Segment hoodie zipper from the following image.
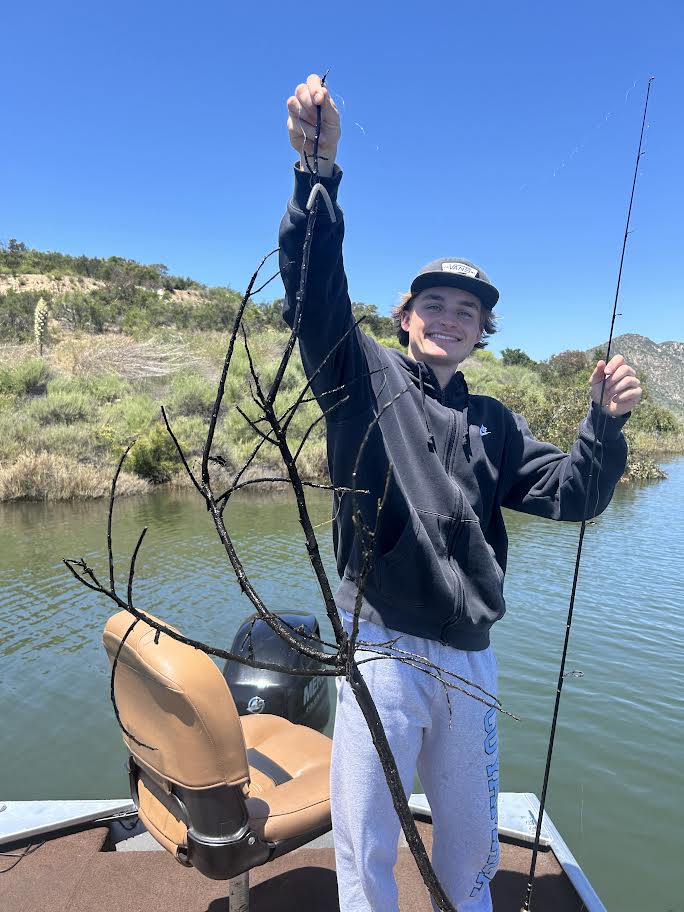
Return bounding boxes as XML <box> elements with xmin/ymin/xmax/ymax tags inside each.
<box><xmin>440</xmin><ymin>380</ymin><xmax>467</xmax><ymax>640</ymax></box>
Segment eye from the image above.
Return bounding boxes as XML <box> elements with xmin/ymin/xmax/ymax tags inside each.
<box><xmin>458</xmin><ymin>310</ymin><xmax>473</xmax><ymax>320</ymax></box>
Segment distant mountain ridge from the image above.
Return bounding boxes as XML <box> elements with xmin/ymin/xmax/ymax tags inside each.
<box><xmin>588</xmin><ymin>333</ymin><xmax>684</xmax><ymax>414</ymax></box>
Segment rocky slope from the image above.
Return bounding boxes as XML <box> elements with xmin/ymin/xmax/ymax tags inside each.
<box><xmin>590</xmin><ymin>333</ymin><xmax>684</xmax><ymax>414</ymax></box>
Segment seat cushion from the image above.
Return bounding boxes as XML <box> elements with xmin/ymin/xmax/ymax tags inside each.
<box><xmin>241</xmin><ymin>714</ymin><xmax>332</xmax><ymax>843</ymax></box>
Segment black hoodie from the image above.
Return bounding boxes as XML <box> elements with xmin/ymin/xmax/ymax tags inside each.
<box><xmin>279</xmin><ymin>166</ymin><xmax>628</xmax><ymax>651</ymax></box>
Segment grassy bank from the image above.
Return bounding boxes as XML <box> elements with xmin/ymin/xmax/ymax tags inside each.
<box><xmin>0</xmin><ymin>330</ymin><xmax>681</xmax><ymax>501</ymax></box>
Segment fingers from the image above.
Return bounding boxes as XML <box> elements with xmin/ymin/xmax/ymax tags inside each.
<box><xmin>605</xmin><ymin>376</ymin><xmax>642</xmax><ymax>406</ymax></box>
<box><xmin>590</xmin><ymin>354</ymin><xmax>625</xmax><ymax>384</ymax></box>
<box><xmin>591</xmin><ymin>355</ymin><xmax>635</xmax><ymax>388</ymax></box>
<box><xmin>605</xmin><ymin>371</ymin><xmax>640</xmax><ymax>398</ymax></box>
<box><xmin>286</xmin><ymin>74</ymin><xmax>341</xmax><ymax>172</ymax></box>
<box><xmin>589</xmin><ymin>359</ymin><xmax>607</xmax><ymax>386</ymax></box>
<box><xmin>605</xmin><ymin>381</ymin><xmax>642</xmax><ymax>415</ymax></box>
<box><xmin>306</xmin><ymin>73</ymin><xmax>326</xmax><ymax>104</ymax></box>
<box><xmin>591</xmin><ymin>355</ymin><xmax>642</xmax><ymax>414</ymax></box>
<box><xmin>288</xmin><ymin>73</ymin><xmax>338</xmax><ymax>118</ymax></box>
<box><xmin>287</xmin><ymin>113</ymin><xmax>318</xmax><ymax>146</ymax></box>
<box><xmin>603</xmin><ymin>354</ymin><xmax>625</xmax><ymax>377</ymax></box>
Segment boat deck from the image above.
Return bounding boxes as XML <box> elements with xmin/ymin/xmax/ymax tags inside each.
<box><xmin>2</xmin><ymin>815</ymin><xmax>588</xmax><ymax>911</ymax></box>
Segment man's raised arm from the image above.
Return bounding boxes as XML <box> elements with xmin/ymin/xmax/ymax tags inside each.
<box><xmin>279</xmin><ymin>74</ymin><xmax>371</xmax><ymax>416</ymax></box>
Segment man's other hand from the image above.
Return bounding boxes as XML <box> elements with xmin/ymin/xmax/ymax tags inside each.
<box><xmin>590</xmin><ymin>355</ymin><xmax>642</xmax><ymax>417</ymax></box>
<box><xmin>287</xmin><ymin>73</ymin><xmax>340</xmax><ymax>178</ymax></box>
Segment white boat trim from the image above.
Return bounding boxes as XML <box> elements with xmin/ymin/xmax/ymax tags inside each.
<box><xmin>0</xmin><ymin>799</ymin><xmax>136</xmax><ymax>846</ymax></box>
<box><xmin>522</xmin><ymin>793</ymin><xmax>607</xmax><ymax>912</ymax></box>
<box><xmin>1</xmin><ymin>792</ymin><xmax>606</xmax><ymax>911</ymax></box>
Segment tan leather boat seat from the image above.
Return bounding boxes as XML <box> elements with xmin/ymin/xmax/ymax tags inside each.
<box><xmin>102</xmin><ymin>610</ymin><xmax>332</xmax><ymax>881</ymax></box>
<box><xmin>242</xmin><ymin>713</ymin><xmax>331</xmax><ymax>843</ymax></box>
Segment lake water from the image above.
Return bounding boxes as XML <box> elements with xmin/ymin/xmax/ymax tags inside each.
<box><xmin>1</xmin><ymin>460</ymin><xmax>683</xmax><ymax>911</ymax></box>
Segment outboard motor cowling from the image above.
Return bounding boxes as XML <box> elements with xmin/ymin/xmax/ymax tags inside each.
<box><xmin>223</xmin><ymin>611</ymin><xmax>331</xmax><ymax>731</ymax></box>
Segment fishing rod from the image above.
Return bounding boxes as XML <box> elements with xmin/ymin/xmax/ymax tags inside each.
<box><xmin>521</xmin><ymin>76</ymin><xmax>655</xmax><ymax>912</ymax></box>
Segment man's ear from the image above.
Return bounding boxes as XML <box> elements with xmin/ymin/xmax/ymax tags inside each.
<box><xmin>400</xmin><ymin>309</ymin><xmax>411</xmax><ymax>333</ymax></box>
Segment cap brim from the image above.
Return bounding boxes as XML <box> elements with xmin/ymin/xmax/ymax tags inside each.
<box><xmin>410</xmin><ymin>272</ymin><xmax>499</xmax><ymax>308</ymax></box>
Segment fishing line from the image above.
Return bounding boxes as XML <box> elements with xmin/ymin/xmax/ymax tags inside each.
<box><xmin>521</xmin><ymin>76</ymin><xmax>655</xmax><ymax>912</ymax></box>
<box><xmin>519</xmin><ymin>76</ymin><xmax>645</xmax><ymax>192</ymax></box>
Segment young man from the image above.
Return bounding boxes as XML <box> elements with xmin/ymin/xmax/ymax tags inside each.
<box><xmin>279</xmin><ymin>74</ymin><xmax>642</xmax><ymax>912</ymax></box>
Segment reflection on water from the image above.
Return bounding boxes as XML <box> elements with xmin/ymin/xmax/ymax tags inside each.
<box><xmin>1</xmin><ymin>461</ymin><xmax>683</xmax><ymax>912</ymax></box>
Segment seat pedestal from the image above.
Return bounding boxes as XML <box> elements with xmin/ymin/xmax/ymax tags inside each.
<box><xmin>229</xmin><ymin>870</ymin><xmax>249</xmax><ymax>911</ymax></box>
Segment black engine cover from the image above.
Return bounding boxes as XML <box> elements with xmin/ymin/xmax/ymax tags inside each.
<box><xmin>223</xmin><ymin>611</ymin><xmax>331</xmax><ymax>731</ymax></box>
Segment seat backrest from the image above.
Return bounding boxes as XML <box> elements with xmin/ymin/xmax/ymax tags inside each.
<box><xmin>103</xmin><ymin>610</ymin><xmax>332</xmax><ymax>880</ymax></box>
<box><xmin>103</xmin><ymin>610</ymin><xmax>250</xmax><ymax>793</ymax></box>
<box><xmin>103</xmin><ymin>611</ymin><xmax>279</xmax><ymax>878</ymax></box>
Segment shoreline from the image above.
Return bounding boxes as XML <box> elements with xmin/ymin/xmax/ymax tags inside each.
<box><xmin>2</xmin><ymin>331</ymin><xmax>681</xmax><ymax>503</ymax></box>
<box><xmin>1</xmin><ymin>453</ymin><xmax>681</xmax><ymax>503</ymax></box>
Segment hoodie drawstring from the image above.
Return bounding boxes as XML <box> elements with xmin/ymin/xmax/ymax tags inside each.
<box><xmin>418</xmin><ymin>369</ymin><xmax>437</xmax><ymax>453</ymax></box>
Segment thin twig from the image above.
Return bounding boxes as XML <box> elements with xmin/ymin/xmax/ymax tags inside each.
<box><xmin>108</xmin><ymin>442</ymin><xmax>135</xmax><ymax>592</ymax></box>
<box><xmin>201</xmin><ymin>248</ymin><xmax>279</xmax><ymax>487</ymax></box>
<box><xmin>109</xmin><ymin>618</ymin><xmax>158</xmax><ymax>751</ymax></box>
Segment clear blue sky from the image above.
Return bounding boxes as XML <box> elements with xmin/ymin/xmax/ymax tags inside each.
<box><xmin>2</xmin><ymin>0</ymin><xmax>682</xmax><ymax>359</ymax></box>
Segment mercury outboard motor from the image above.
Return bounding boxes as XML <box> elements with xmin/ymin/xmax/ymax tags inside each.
<box><xmin>223</xmin><ymin>611</ymin><xmax>331</xmax><ymax>731</ymax></box>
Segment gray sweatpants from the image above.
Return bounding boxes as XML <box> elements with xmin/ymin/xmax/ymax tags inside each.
<box><xmin>332</xmin><ymin>612</ymin><xmax>499</xmax><ymax>912</ymax></box>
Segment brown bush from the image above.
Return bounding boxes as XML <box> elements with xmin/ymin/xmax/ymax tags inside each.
<box><xmin>0</xmin><ymin>451</ymin><xmax>149</xmax><ymax>501</ymax></box>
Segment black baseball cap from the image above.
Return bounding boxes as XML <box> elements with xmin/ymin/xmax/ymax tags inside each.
<box><xmin>410</xmin><ymin>257</ymin><xmax>499</xmax><ymax>309</ymax></box>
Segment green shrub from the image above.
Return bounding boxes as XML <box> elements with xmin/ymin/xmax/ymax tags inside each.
<box><xmin>0</xmin><ymin>241</ymin><xmax>199</xmax><ymax>292</ymax></box>
<box><xmin>622</xmin><ymin>456</ymin><xmax>667</xmax><ymax>482</ymax></box>
<box><xmin>34</xmin><ymin>421</ymin><xmax>100</xmax><ymax>458</ymax></box>
<box><xmin>501</xmin><ymin>348</ymin><xmax>536</xmax><ymax>368</ymax></box>
<box><xmin>168</xmin><ymin>372</ymin><xmax>216</xmax><ymax>417</ymax></box>
<box><xmin>0</xmin><ymin>358</ymin><xmax>52</xmax><ymax>396</ymax></box>
<box><xmin>55</xmin><ymin>288</ymin><xmax>117</xmax><ymax>333</ymax></box>
<box><xmin>100</xmin><ymin>394</ymin><xmax>159</xmax><ymax>441</ymax></box>
<box><xmin>629</xmin><ymin>398</ymin><xmax>680</xmax><ymax>434</ymax></box>
<box><xmin>129</xmin><ymin>424</ymin><xmax>182</xmax><ymax>483</ymax></box>
<box><xmin>0</xmin><ymin>411</ymin><xmax>41</xmax><ymax>460</ymax></box>
<box><xmin>0</xmin><ymin>290</ymin><xmax>47</xmax><ymax>342</ymax></box>
<box><xmin>85</xmin><ymin>375</ymin><xmax>131</xmax><ymax>404</ymax></box>
<box><xmin>472</xmin><ymin>349</ymin><xmax>497</xmax><ymax>364</ymax></box>
<box><xmin>169</xmin><ymin>415</ymin><xmax>209</xmax><ymax>453</ymax></box>
<box><xmin>26</xmin><ymin>387</ymin><xmax>90</xmax><ymax>424</ymax></box>
<box><xmin>0</xmin><ymin>392</ymin><xmax>16</xmax><ymax>412</ymax></box>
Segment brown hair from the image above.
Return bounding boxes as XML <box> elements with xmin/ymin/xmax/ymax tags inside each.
<box><xmin>391</xmin><ymin>291</ymin><xmax>498</xmax><ymax>350</ymax></box>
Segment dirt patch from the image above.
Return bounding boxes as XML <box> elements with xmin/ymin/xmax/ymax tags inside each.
<box><xmin>0</xmin><ymin>274</ymin><xmax>104</xmax><ymax>296</ymax></box>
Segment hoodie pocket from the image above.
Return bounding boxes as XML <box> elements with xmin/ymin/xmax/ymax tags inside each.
<box><xmin>376</xmin><ymin>507</ymin><xmax>460</xmax><ymax>617</ymax></box>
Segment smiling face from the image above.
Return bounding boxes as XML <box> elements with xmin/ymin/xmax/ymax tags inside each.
<box><xmin>400</xmin><ymin>286</ymin><xmax>483</xmax><ymax>386</ymax></box>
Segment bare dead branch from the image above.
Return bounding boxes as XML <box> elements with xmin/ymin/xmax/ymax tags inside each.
<box><xmin>258</xmin><ymin>395</ymin><xmax>346</xmax><ymax>642</ymax></box>
<box><xmin>358</xmin><ymin>638</ymin><xmax>501</xmax><ymax>706</ymax></box>
<box><xmin>283</xmin><ymin>364</ymin><xmax>389</xmax><ymax>419</ymax></box>
<box><xmin>110</xmin><ymin>618</ymin><xmax>158</xmax><ymax>751</ymax></box>
<box><xmin>161</xmin><ymin>406</ymin><xmax>203</xmax><ymax>496</ymax></box>
<box><xmin>216</xmin><ymin>434</ymin><xmax>271</xmax><ymax>510</ymax></box>
<box><xmin>220</xmin><ymin>476</ymin><xmax>370</xmax><ymax>496</ymax></box>
<box><xmin>241</xmin><ymin>325</ymin><xmax>268</xmax><ymax>407</ymax></box>
<box><xmin>250</xmin><ymin>268</ymin><xmax>281</xmax><ymax>297</ymax></box>
<box><xmin>127</xmin><ymin>527</ymin><xmax>148</xmax><ymax>607</ymax></box>
<box><xmin>201</xmin><ymin>248</ymin><xmax>279</xmax><ymax>487</ymax></box>
<box><xmin>108</xmin><ymin>442</ymin><xmax>136</xmax><ymax>592</ymax></box>
<box><xmin>355</xmin><ymin>653</ymin><xmax>517</xmax><ymax>720</ymax></box>
<box><xmin>280</xmin><ymin>316</ymin><xmax>367</xmax><ymax>432</ymax></box>
<box><xmin>293</xmin><ymin>395</ymin><xmax>350</xmax><ymax>463</ymax></box>
<box><xmin>63</xmin><ymin>558</ymin><xmax>108</xmax><ymax>595</ymax></box>
<box><xmin>235</xmin><ymin>404</ymin><xmax>276</xmax><ymax>444</ymax></box>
